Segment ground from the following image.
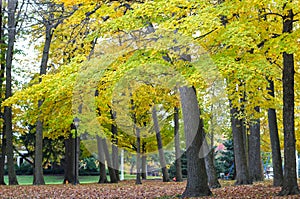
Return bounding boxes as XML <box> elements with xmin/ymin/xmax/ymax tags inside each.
<box><xmin>0</xmin><ymin>179</ymin><xmax>300</xmax><ymax>198</ymax></box>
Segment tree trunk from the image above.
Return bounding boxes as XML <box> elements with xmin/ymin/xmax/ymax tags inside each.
<box><xmin>179</xmin><ymin>86</ymin><xmax>211</xmax><ymax>197</ymax></box>
<box><xmin>130</xmin><ymin>159</ymin><xmax>135</xmax><ymax>175</ymax></box>
<box><xmin>5</xmin><ymin>0</ymin><xmax>18</xmax><ymax>185</ymax></box>
<box><xmin>279</xmin><ymin>9</ymin><xmax>299</xmax><ymax>196</ymax></box>
<box><xmin>267</xmin><ymin>79</ymin><xmax>283</xmax><ymax>187</ymax></box>
<box><xmin>0</xmin><ymin>0</ymin><xmax>6</xmax><ymax>185</ymax></box>
<box><xmin>33</xmin><ymin>18</ymin><xmax>54</xmax><ymax>185</ymax></box>
<box><xmin>205</xmin><ymin>149</ymin><xmax>221</xmax><ymax>188</ymax></box>
<box><xmin>230</xmin><ymin>105</ymin><xmax>252</xmax><ymax>185</ymax></box>
<box><xmin>110</xmin><ymin>110</ymin><xmax>119</xmax><ymax>181</ymax></box>
<box><xmin>74</xmin><ymin>135</ymin><xmax>80</xmax><ymax>185</ymax></box>
<box><xmin>101</xmin><ymin>137</ymin><xmax>117</xmax><ymax>183</ymax></box>
<box><xmin>96</xmin><ymin>135</ymin><xmax>108</xmax><ymax>183</ymax></box>
<box><xmin>248</xmin><ymin>107</ymin><xmax>263</xmax><ymax>182</ymax></box>
<box><xmin>135</xmin><ymin>126</ymin><xmax>142</xmax><ymax>184</ymax></box>
<box><xmin>63</xmin><ymin>134</ymin><xmax>75</xmax><ymax>184</ymax></box>
<box><xmin>174</xmin><ymin>107</ymin><xmax>183</xmax><ymax>182</ymax></box>
<box><xmin>205</xmin><ymin>105</ymin><xmax>221</xmax><ymax>188</ymax></box>
<box><xmin>0</xmin><ymin>125</ymin><xmax>5</xmax><ymax>185</ymax></box>
<box><xmin>141</xmin><ymin>154</ymin><xmax>147</xmax><ymax>180</ymax></box>
<box><xmin>141</xmin><ymin>143</ymin><xmax>147</xmax><ymax>180</ymax></box>
<box><xmin>33</xmin><ymin>117</ymin><xmax>45</xmax><ymax>185</ymax></box>
<box><xmin>152</xmin><ymin>106</ymin><xmax>170</xmax><ymax>182</ymax></box>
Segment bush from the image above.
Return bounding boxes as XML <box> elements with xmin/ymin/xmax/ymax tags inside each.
<box><xmin>79</xmin><ymin>156</ymin><xmax>99</xmax><ymax>175</ymax></box>
<box><xmin>16</xmin><ymin>162</ymin><xmax>33</xmax><ymax>175</ymax></box>
<box><xmin>168</xmin><ymin>151</ymin><xmax>187</xmax><ymax>179</ymax></box>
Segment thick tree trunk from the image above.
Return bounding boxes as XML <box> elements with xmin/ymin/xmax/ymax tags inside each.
<box><xmin>101</xmin><ymin>137</ymin><xmax>117</xmax><ymax>183</ymax></box>
<box><xmin>152</xmin><ymin>106</ymin><xmax>170</xmax><ymax>182</ymax></box>
<box><xmin>174</xmin><ymin>107</ymin><xmax>183</xmax><ymax>182</ymax></box>
<box><xmin>135</xmin><ymin>126</ymin><xmax>142</xmax><ymax>184</ymax></box>
<box><xmin>230</xmin><ymin>106</ymin><xmax>252</xmax><ymax>185</ymax></box>
<box><xmin>267</xmin><ymin>79</ymin><xmax>283</xmax><ymax>187</ymax></box>
<box><xmin>5</xmin><ymin>0</ymin><xmax>18</xmax><ymax>185</ymax></box>
<box><xmin>279</xmin><ymin>9</ymin><xmax>299</xmax><ymax>196</ymax></box>
<box><xmin>248</xmin><ymin>107</ymin><xmax>263</xmax><ymax>182</ymax></box>
<box><xmin>63</xmin><ymin>134</ymin><xmax>75</xmax><ymax>184</ymax></box>
<box><xmin>179</xmin><ymin>86</ymin><xmax>211</xmax><ymax>197</ymax></box>
<box><xmin>110</xmin><ymin>110</ymin><xmax>119</xmax><ymax>181</ymax></box>
<box><xmin>96</xmin><ymin>135</ymin><xmax>108</xmax><ymax>183</ymax></box>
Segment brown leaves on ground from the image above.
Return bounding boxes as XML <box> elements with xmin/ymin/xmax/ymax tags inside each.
<box><xmin>0</xmin><ymin>179</ymin><xmax>299</xmax><ymax>198</ymax></box>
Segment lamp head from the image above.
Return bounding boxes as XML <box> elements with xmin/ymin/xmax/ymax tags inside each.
<box><xmin>73</xmin><ymin>117</ymin><xmax>80</xmax><ymax>128</ymax></box>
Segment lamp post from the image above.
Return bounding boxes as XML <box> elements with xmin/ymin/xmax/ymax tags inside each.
<box><xmin>73</xmin><ymin>117</ymin><xmax>80</xmax><ymax>185</ymax></box>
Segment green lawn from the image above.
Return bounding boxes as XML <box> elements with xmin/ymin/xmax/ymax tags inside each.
<box><xmin>4</xmin><ymin>174</ymin><xmax>157</xmax><ymax>185</ymax></box>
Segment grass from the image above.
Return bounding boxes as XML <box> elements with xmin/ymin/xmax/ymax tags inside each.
<box><xmin>4</xmin><ymin>174</ymin><xmax>159</xmax><ymax>185</ymax></box>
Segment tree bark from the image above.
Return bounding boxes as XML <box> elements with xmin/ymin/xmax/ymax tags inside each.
<box><xmin>205</xmin><ymin>104</ymin><xmax>221</xmax><ymax>188</ymax></box>
<box><xmin>141</xmin><ymin>143</ymin><xmax>147</xmax><ymax>180</ymax></box>
<box><xmin>110</xmin><ymin>110</ymin><xmax>119</xmax><ymax>181</ymax></box>
<box><xmin>101</xmin><ymin>137</ymin><xmax>117</xmax><ymax>183</ymax></box>
<box><xmin>141</xmin><ymin>153</ymin><xmax>147</xmax><ymax>180</ymax></box>
<box><xmin>174</xmin><ymin>107</ymin><xmax>183</xmax><ymax>182</ymax></box>
<box><xmin>5</xmin><ymin>0</ymin><xmax>18</xmax><ymax>185</ymax></box>
<box><xmin>135</xmin><ymin>126</ymin><xmax>142</xmax><ymax>184</ymax></box>
<box><xmin>152</xmin><ymin>106</ymin><xmax>170</xmax><ymax>182</ymax></box>
<box><xmin>63</xmin><ymin>133</ymin><xmax>75</xmax><ymax>184</ymax></box>
<box><xmin>267</xmin><ymin>79</ymin><xmax>283</xmax><ymax>187</ymax></box>
<box><xmin>0</xmin><ymin>125</ymin><xmax>5</xmax><ymax>185</ymax></box>
<box><xmin>248</xmin><ymin>107</ymin><xmax>263</xmax><ymax>182</ymax></box>
<box><xmin>0</xmin><ymin>0</ymin><xmax>6</xmax><ymax>185</ymax></box>
<box><xmin>279</xmin><ymin>9</ymin><xmax>299</xmax><ymax>196</ymax></box>
<box><xmin>230</xmin><ymin>105</ymin><xmax>252</xmax><ymax>185</ymax></box>
<box><xmin>179</xmin><ymin>86</ymin><xmax>211</xmax><ymax>197</ymax></box>
<box><xmin>96</xmin><ymin>135</ymin><xmax>108</xmax><ymax>183</ymax></box>
<box><xmin>205</xmin><ymin>149</ymin><xmax>221</xmax><ymax>188</ymax></box>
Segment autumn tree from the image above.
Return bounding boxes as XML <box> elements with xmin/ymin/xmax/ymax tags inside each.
<box><xmin>29</xmin><ymin>0</ymin><xmax>77</xmax><ymax>185</ymax></box>
<box><xmin>279</xmin><ymin>7</ymin><xmax>299</xmax><ymax>196</ymax></box>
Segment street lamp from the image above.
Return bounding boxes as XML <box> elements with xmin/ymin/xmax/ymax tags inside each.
<box><xmin>73</xmin><ymin>117</ymin><xmax>80</xmax><ymax>185</ymax></box>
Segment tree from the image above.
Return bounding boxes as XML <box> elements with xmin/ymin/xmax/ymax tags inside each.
<box><xmin>151</xmin><ymin>105</ymin><xmax>170</xmax><ymax>182</ymax></box>
<box><xmin>204</xmin><ymin>138</ymin><xmax>221</xmax><ymax>188</ymax></box>
<box><xmin>135</xmin><ymin>126</ymin><xmax>142</xmax><ymax>185</ymax></box>
<box><xmin>0</xmin><ymin>0</ymin><xmax>6</xmax><ymax>185</ymax></box>
<box><xmin>97</xmin><ymin>135</ymin><xmax>108</xmax><ymax>183</ymax></box>
<box><xmin>110</xmin><ymin>109</ymin><xmax>120</xmax><ymax>181</ymax></box>
<box><xmin>173</xmin><ymin>106</ymin><xmax>182</xmax><ymax>182</ymax></box>
<box><xmin>179</xmin><ymin>86</ymin><xmax>211</xmax><ymax>197</ymax></box>
<box><xmin>101</xmin><ymin>136</ymin><xmax>118</xmax><ymax>183</ymax></box>
<box><xmin>267</xmin><ymin>79</ymin><xmax>283</xmax><ymax>186</ymax></box>
<box><xmin>29</xmin><ymin>0</ymin><xmax>74</xmax><ymax>185</ymax></box>
<box><xmin>63</xmin><ymin>132</ymin><xmax>76</xmax><ymax>184</ymax></box>
<box><xmin>4</xmin><ymin>0</ymin><xmax>19</xmax><ymax>185</ymax></box>
<box><xmin>230</xmin><ymin>103</ymin><xmax>252</xmax><ymax>185</ymax></box>
<box><xmin>248</xmin><ymin>107</ymin><xmax>264</xmax><ymax>182</ymax></box>
<box><xmin>279</xmin><ymin>8</ymin><xmax>299</xmax><ymax>196</ymax></box>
